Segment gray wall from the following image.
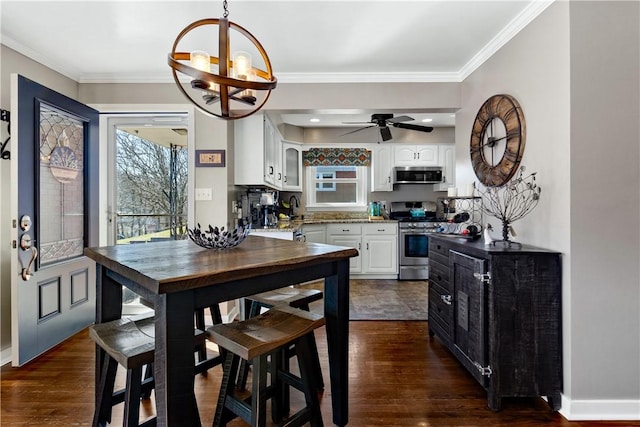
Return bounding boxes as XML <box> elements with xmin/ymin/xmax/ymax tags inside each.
<box><xmin>569</xmin><ymin>1</ymin><xmax>639</xmax><ymax>402</ymax></box>
<box><xmin>456</xmin><ymin>1</ymin><xmax>640</xmax><ymax>417</ymax></box>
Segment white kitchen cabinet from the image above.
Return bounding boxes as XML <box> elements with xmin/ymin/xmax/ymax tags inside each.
<box><xmin>234</xmin><ymin>113</ymin><xmax>282</xmax><ymax>189</ymax></box>
<box><xmin>263</xmin><ymin>116</ymin><xmax>282</xmax><ymax>188</ymax></box>
<box><xmin>362</xmin><ymin>223</ymin><xmax>398</xmax><ymax>275</ymax></box>
<box><xmin>250</xmin><ymin>230</ymin><xmax>295</xmax><ymax>240</ymax></box>
<box><xmin>326</xmin><ymin>224</ymin><xmax>362</xmax><ymax>273</ymax></box>
<box><xmin>434</xmin><ymin>143</ymin><xmax>456</xmax><ymax>192</ymax></box>
<box><xmin>282</xmin><ymin>141</ymin><xmax>302</xmax><ymax>192</ymax></box>
<box><xmin>394</xmin><ymin>145</ymin><xmax>439</xmax><ymax>166</ymax></box>
<box><xmin>371</xmin><ymin>144</ymin><xmax>394</xmax><ymax>192</ymax></box>
<box><xmin>301</xmin><ymin>224</ymin><xmax>326</xmax><ymax>244</ymax></box>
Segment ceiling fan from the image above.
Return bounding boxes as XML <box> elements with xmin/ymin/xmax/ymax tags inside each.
<box><xmin>341</xmin><ymin>113</ymin><xmax>434</xmax><ymax>142</ymax></box>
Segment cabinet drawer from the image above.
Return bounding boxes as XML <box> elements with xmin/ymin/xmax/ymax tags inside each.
<box><xmin>326</xmin><ymin>224</ymin><xmax>362</xmax><ymax>235</ymax></box>
<box><xmin>428</xmin><ymin>282</ymin><xmax>452</xmax><ymax>328</ymax></box>
<box><xmin>429</xmin><ymin>260</ymin><xmax>449</xmax><ymax>290</ymax></box>
<box><xmin>429</xmin><ymin>238</ymin><xmax>451</xmax><ymax>258</ymax></box>
<box><xmin>363</xmin><ymin>223</ymin><xmax>397</xmax><ymax>235</ymax></box>
<box><xmin>428</xmin><ymin>312</ymin><xmax>451</xmax><ymax>345</ymax></box>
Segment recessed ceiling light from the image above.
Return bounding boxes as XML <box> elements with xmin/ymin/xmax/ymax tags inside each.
<box><xmin>309</xmin><ymin>118</ymin><xmax>320</xmax><ymax>123</ymax></box>
<box><xmin>421</xmin><ymin>118</ymin><xmax>433</xmax><ymax>123</ymax></box>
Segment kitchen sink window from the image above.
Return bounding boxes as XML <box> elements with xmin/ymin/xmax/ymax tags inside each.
<box><xmin>306</xmin><ymin>165</ymin><xmax>367</xmax><ymax>210</ymax></box>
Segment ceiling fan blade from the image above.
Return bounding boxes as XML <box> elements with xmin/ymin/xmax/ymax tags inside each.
<box><xmin>342</xmin><ymin>120</ymin><xmax>374</xmax><ymax>125</ymax></box>
<box><xmin>380</xmin><ymin>126</ymin><xmax>392</xmax><ymax>141</ymax></box>
<box><xmin>392</xmin><ymin>122</ymin><xmax>434</xmax><ymax>133</ymax></box>
<box><xmin>340</xmin><ymin>125</ymin><xmax>376</xmax><ymax>137</ymax></box>
<box><xmin>386</xmin><ymin>115</ymin><xmax>413</xmax><ymax>124</ymax></box>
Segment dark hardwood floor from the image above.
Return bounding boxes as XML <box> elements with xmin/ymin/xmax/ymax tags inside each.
<box><xmin>2</xmin><ymin>320</ymin><xmax>638</xmax><ymax>426</ymax></box>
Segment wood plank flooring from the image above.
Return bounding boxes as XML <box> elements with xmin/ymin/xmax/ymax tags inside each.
<box><xmin>2</xmin><ymin>319</ymin><xmax>639</xmax><ymax>426</ymax></box>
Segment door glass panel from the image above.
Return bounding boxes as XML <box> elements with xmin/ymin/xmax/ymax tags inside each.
<box><xmin>37</xmin><ymin>103</ymin><xmax>85</xmax><ymax>267</ymax></box>
<box><xmin>115</xmin><ymin>128</ymin><xmax>188</xmax><ymax>244</ymax></box>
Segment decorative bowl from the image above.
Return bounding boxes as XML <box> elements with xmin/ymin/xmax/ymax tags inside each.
<box><xmin>187</xmin><ymin>222</ymin><xmax>251</xmax><ymax>250</ymax></box>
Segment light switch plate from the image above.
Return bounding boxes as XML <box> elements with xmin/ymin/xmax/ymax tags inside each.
<box><xmin>195</xmin><ymin>187</ymin><xmax>213</xmax><ymax>200</ymax></box>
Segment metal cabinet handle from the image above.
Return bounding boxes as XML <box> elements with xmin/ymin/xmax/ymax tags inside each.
<box><xmin>387</xmin><ymin>176</ymin><xmax>390</xmax><ymax>183</ymax></box>
<box><xmin>269</xmin><ymin>166</ymin><xmax>274</xmax><ymax>175</ymax></box>
<box><xmin>441</xmin><ymin>295</ymin><xmax>452</xmax><ymax>305</ymax></box>
<box><xmin>277</xmin><ymin>172</ymin><xmax>282</xmax><ymax>181</ymax></box>
<box><xmin>342</xmin><ymin>229</ymin><xmax>350</xmax><ymax>232</ymax></box>
<box><xmin>366</xmin><ymin>243</ymin><xmax>369</xmax><ymax>250</ymax></box>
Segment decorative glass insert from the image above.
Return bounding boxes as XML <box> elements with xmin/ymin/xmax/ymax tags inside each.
<box><xmin>38</xmin><ymin>103</ymin><xmax>85</xmax><ymax>266</ymax></box>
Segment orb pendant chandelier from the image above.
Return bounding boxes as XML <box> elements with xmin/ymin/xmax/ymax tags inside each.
<box><xmin>167</xmin><ymin>0</ymin><xmax>277</xmax><ymax>120</ymax></box>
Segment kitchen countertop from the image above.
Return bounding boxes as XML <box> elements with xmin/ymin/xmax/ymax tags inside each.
<box><xmin>250</xmin><ymin>218</ymin><xmax>398</xmax><ymax>233</ymax></box>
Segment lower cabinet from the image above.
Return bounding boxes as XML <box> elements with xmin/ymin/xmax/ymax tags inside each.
<box><xmin>428</xmin><ymin>235</ymin><xmax>562</xmax><ymax>411</ymax></box>
<box><xmin>327</xmin><ymin>224</ymin><xmax>362</xmax><ymax>273</ymax></box>
<box><xmin>361</xmin><ymin>224</ymin><xmax>397</xmax><ymax>275</ymax></box>
<box><xmin>301</xmin><ymin>224</ymin><xmax>326</xmax><ymax>244</ymax></box>
<box><xmin>319</xmin><ymin>222</ymin><xmax>398</xmax><ymax>277</ymax></box>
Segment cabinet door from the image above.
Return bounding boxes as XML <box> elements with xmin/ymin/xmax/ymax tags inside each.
<box><xmin>450</xmin><ymin>250</ymin><xmax>488</xmax><ymax>387</ymax></box>
<box><xmin>301</xmin><ymin>225</ymin><xmax>326</xmax><ymax>244</ymax></box>
<box><xmin>263</xmin><ymin>117</ymin><xmax>281</xmax><ymax>187</ymax></box>
<box><xmin>416</xmin><ymin>145</ymin><xmax>438</xmax><ymax>165</ymax></box>
<box><xmin>234</xmin><ymin>114</ymin><xmax>266</xmax><ymax>186</ymax></box>
<box><xmin>434</xmin><ymin>144</ymin><xmax>455</xmax><ymax>191</ymax></box>
<box><xmin>362</xmin><ymin>224</ymin><xmax>397</xmax><ymax>274</ymax></box>
<box><xmin>282</xmin><ymin>141</ymin><xmax>302</xmax><ymax>191</ymax></box>
<box><xmin>371</xmin><ymin>144</ymin><xmax>394</xmax><ymax>191</ymax></box>
<box><xmin>327</xmin><ymin>234</ymin><xmax>362</xmax><ymax>273</ymax></box>
<box><xmin>394</xmin><ymin>145</ymin><xmax>419</xmax><ymax>166</ymax></box>
<box><xmin>363</xmin><ymin>234</ymin><xmax>397</xmax><ymax>273</ymax></box>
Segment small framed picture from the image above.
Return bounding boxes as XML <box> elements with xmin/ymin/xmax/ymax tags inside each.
<box><xmin>195</xmin><ymin>149</ymin><xmax>225</xmax><ymax>167</ymax></box>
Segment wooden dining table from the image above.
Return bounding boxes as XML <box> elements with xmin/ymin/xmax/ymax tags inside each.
<box><xmin>84</xmin><ymin>235</ymin><xmax>358</xmax><ymax>426</ymax></box>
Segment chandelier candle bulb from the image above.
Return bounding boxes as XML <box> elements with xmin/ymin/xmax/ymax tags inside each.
<box><xmin>233</xmin><ymin>51</ymin><xmax>252</xmax><ymax>80</ymax></box>
<box><xmin>190</xmin><ymin>50</ymin><xmax>210</xmax><ymax>72</ymax></box>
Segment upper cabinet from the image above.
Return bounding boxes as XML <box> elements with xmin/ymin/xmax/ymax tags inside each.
<box><xmin>393</xmin><ymin>145</ymin><xmax>439</xmax><ymax>166</ymax></box>
<box><xmin>235</xmin><ymin>114</ymin><xmax>295</xmax><ymax>191</ymax></box>
<box><xmin>371</xmin><ymin>144</ymin><xmax>394</xmax><ymax>192</ymax></box>
<box><xmin>434</xmin><ymin>144</ymin><xmax>455</xmax><ymax>192</ymax></box>
<box><xmin>282</xmin><ymin>141</ymin><xmax>302</xmax><ymax>192</ymax></box>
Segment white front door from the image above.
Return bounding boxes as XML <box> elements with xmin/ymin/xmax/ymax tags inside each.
<box><xmin>10</xmin><ymin>75</ymin><xmax>99</xmax><ymax>366</ymax></box>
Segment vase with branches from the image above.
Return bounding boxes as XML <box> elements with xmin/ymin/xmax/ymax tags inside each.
<box><xmin>475</xmin><ymin>166</ymin><xmax>541</xmax><ymax>247</ymax></box>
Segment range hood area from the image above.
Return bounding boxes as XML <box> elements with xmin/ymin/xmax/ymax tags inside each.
<box><xmin>392</xmin><ymin>166</ymin><xmax>444</xmax><ymax>185</ymax></box>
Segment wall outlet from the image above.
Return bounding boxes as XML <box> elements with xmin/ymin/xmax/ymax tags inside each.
<box><xmin>195</xmin><ymin>187</ymin><xmax>213</xmax><ymax>201</ymax></box>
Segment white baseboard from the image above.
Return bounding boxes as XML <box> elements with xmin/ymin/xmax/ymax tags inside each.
<box><xmin>560</xmin><ymin>394</ymin><xmax>640</xmax><ymax>420</ymax></box>
<box><xmin>1</xmin><ymin>346</ymin><xmax>12</xmax><ymax>367</ymax></box>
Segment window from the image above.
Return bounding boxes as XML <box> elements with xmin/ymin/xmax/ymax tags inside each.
<box><xmin>305</xmin><ymin>165</ymin><xmax>367</xmax><ymax>210</ymax></box>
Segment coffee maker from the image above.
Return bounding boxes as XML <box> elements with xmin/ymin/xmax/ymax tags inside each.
<box><xmin>240</xmin><ymin>188</ymin><xmax>280</xmax><ymax>228</ymax></box>
<box><xmin>258</xmin><ymin>191</ymin><xmax>278</xmax><ymax>228</ymax></box>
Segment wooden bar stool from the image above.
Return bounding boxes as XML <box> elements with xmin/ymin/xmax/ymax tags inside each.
<box><xmin>238</xmin><ymin>288</ymin><xmax>324</xmax><ymax>393</ymax></box>
<box><xmin>89</xmin><ymin>316</ymin><xmax>209</xmax><ymax>427</ymax></box>
<box><xmin>208</xmin><ymin>306</ymin><xmax>325</xmax><ymax>427</ymax></box>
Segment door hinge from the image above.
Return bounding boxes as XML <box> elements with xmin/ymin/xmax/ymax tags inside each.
<box><xmin>474</xmin><ymin>362</ymin><xmax>492</xmax><ymax>377</ymax></box>
<box><xmin>12</xmin><ymin>240</ymin><xmax>17</xmax><ymax>249</ymax></box>
<box><xmin>473</xmin><ymin>272</ymin><xmax>491</xmax><ymax>284</ymax></box>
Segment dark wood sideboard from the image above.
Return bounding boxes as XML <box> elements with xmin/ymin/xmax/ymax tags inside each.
<box><xmin>428</xmin><ymin>235</ymin><xmax>562</xmax><ymax>411</ymax></box>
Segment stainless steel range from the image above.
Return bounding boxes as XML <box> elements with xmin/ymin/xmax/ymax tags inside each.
<box><xmin>390</xmin><ymin>202</ymin><xmax>439</xmax><ymax>281</ymax></box>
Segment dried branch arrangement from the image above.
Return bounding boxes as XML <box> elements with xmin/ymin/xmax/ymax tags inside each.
<box><xmin>476</xmin><ymin>166</ymin><xmax>541</xmax><ymax>247</ymax></box>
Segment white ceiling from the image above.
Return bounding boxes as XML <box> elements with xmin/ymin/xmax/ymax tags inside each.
<box><xmin>1</xmin><ymin>0</ymin><xmax>552</xmax><ymax>128</ymax></box>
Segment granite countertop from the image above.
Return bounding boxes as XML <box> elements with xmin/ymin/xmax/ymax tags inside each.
<box><xmin>250</xmin><ymin>217</ymin><xmax>397</xmax><ymax>233</ymax></box>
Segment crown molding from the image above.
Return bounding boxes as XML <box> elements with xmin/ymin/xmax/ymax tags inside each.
<box><xmin>458</xmin><ymin>0</ymin><xmax>555</xmax><ymax>80</ymax></box>
<box><xmin>2</xmin><ymin>35</ymin><xmax>81</xmax><ymax>82</ymax></box>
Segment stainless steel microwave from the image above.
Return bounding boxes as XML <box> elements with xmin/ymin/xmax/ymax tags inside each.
<box><xmin>393</xmin><ymin>166</ymin><xmax>443</xmax><ymax>184</ymax></box>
